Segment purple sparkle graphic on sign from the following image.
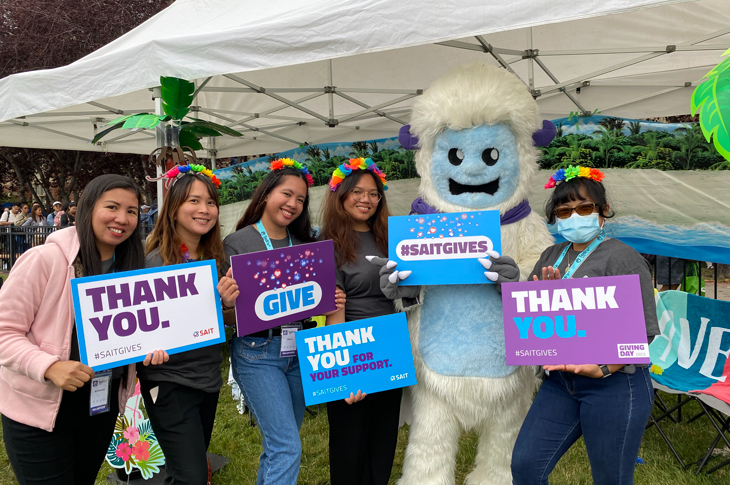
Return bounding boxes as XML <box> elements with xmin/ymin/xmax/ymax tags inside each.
<box><xmin>231</xmin><ymin>240</ymin><xmax>337</xmax><ymax>335</ymax></box>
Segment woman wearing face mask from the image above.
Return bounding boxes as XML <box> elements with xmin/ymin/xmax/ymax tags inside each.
<box><xmin>222</xmin><ymin>159</ymin><xmax>344</xmax><ymax>485</ymax></box>
<box><xmin>0</xmin><ymin>174</ymin><xmax>167</xmax><ymax>485</ymax></box>
<box><xmin>511</xmin><ymin>167</ymin><xmax>660</xmax><ymax>485</ymax></box>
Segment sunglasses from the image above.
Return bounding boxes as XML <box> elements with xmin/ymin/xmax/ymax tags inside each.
<box><xmin>554</xmin><ymin>202</ymin><xmax>597</xmax><ymax>219</ymax></box>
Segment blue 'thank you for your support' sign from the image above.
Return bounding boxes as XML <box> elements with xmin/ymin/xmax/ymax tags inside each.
<box><xmin>388</xmin><ymin>211</ymin><xmax>502</xmax><ymax>286</ymax></box>
<box><xmin>295</xmin><ymin>313</ymin><xmax>417</xmax><ymax>405</ymax></box>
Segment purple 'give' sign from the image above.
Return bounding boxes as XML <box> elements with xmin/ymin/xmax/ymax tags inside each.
<box><xmin>230</xmin><ymin>240</ymin><xmax>337</xmax><ymax>336</ymax></box>
<box><xmin>501</xmin><ymin>275</ymin><xmax>650</xmax><ymax>365</ymax></box>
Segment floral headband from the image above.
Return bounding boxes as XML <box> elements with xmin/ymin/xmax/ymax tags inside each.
<box><xmin>270</xmin><ymin>158</ymin><xmax>314</xmax><ymax>187</ymax></box>
<box><xmin>544</xmin><ymin>166</ymin><xmax>605</xmax><ymax>189</ymax></box>
<box><xmin>329</xmin><ymin>157</ymin><xmax>388</xmax><ymax>192</ymax></box>
<box><xmin>147</xmin><ymin>163</ymin><xmax>220</xmax><ymax>189</ymax></box>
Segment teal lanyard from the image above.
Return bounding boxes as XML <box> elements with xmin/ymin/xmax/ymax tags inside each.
<box><xmin>553</xmin><ymin>230</ymin><xmax>606</xmax><ymax>279</ymax></box>
<box><xmin>255</xmin><ymin>220</ymin><xmax>292</xmax><ymax>250</ymax></box>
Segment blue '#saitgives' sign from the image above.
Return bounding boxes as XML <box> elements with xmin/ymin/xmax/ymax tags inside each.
<box><xmin>388</xmin><ymin>210</ymin><xmax>502</xmax><ymax>286</ymax></box>
<box><xmin>295</xmin><ymin>313</ymin><xmax>417</xmax><ymax>405</ymax></box>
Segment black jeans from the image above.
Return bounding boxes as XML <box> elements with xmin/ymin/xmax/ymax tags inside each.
<box><xmin>2</xmin><ymin>378</ymin><xmax>121</xmax><ymax>485</ymax></box>
<box><xmin>139</xmin><ymin>380</ymin><xmax>219</xmax><ymax>485</ymax></box>
<box><xmin>327</xmin><ymin>388</ymin><xmax>401</xmax><ymax>485</ymax></box>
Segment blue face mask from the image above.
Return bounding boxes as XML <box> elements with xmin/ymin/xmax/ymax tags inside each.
<box><xmin>557</xmin><ymin>212</ymin><xmax>601</xmax><ymax>244</ymax></box>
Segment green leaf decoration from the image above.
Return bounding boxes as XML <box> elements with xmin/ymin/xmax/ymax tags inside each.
<box><xmin>91</xmin><ymin>121</ymin><xmax>125</xmax><ymax>144</ymax></box>
<box><xmin>691</xmin><ymin>48</ymin><xmax>730</xmax><ymax>161</ymax></box>
<box><xmin>179</xmin><ymin>129</ymin><xmax>204</xmax><ymax>151</ymax></box>
<box><xmin>136</xmin><ymin>419</ymin><xmax>157</xmax><ymax>443</ymax></box>
<box><xmin>180</xmin><ymin>122</ymin><xmax>222</xmax><ymax>138</ymax></box>
<box><xmin>106</xmin><ymin>435</ymin><xmax>126</xmax><ymax>468</ymax></box>
<box><xmin>135</xmin><ymin>441</ymin><xmax>166</xmax><ymax>480</ymax></box>
<box><xmin>187</xmin><ymin>118</ymin><xmax>243</xmax><ymax>137</ymax></box>
<box><xmin>121</xmin><ymin>114</ymin><xmax>166</xmax><ymax>130</ymax></box>
<box><xmin>160</xmin><ymin>76</ymin><xmax>196</xmax><ymax>120</ymax></box>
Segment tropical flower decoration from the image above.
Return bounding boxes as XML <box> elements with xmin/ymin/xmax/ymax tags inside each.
<box><xmin>329</xmin><ymin>157</ymin><xmax>388</xmax><ymax>192</ymax></box>
<box><xmin>106</xmin><ymin>381</ymin><xmax>165</xmax><ymax>479</ymax></box>
<box><xmin>269</xmin><ymin>158</ymin><xmax>314</xmax><ymax>186</ymax></box>
<box><xmin>146</xmin><ymin>162</ymin><xmax>221</xmax><ymax>189</ymax></box>
<box><xmin>544</xmin><ymin>165</ymin><xmax>605</xmax><ymax>189</ymax></box>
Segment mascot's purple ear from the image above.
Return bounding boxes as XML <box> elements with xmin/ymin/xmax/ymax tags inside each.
<box><xmin>532</xmin><ymin>120</ymin><xmax>556</xmax><ymax>147</ymax></box>
<box><xmin>399</xmin><ymin>124</ymin><xmax>420</xmax><ymax>150</ymax></box>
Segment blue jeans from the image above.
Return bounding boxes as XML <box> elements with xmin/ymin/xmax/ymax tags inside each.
<box><xmin>511</xmin><ymin>367</ymin><xmax>654</xmax><ymax>485</ymax></box>
<box><xmin>230</xmin><ymin>336</ymin><xmax>305</xmax><ymax>485</ymax></box>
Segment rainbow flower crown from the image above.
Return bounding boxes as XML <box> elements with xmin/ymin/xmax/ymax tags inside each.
<box><xmin>270</xmin><ymin>158</ymin><xmax>314</xmax><ymax>187</ymax></box>
<box><xmin>544</xmin><ymin>166</ymin><xmax>605</xmax><ymax>189</ymax></box>
<box><xmin>329</xmin><ymin>158</ymin><xmax>388</xmax><ymax>192</ymax></box>
<box><xmin>147</xmin><ymin>163</ymin><xmax>220</xmax><ymax>189</ymax></box>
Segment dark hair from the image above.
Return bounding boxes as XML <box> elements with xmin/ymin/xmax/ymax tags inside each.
<box><xmin>76</xmin><ymin>174</ymin><xmax>145</xmax><ymax>276</ymax></box>
<box><xmin>11</xmin><ymin>203</ymin><xmax>19</xmax><ymax>209</ymax></box>
<box><xmin>235</xmin><ymin>168</ymin><xmax>315</xmax><ymax>243</ymax></box>
<box><xmin>544</xmin><ymin>177</ymin><xmax>615</xmax><ymax>225</ymax></box>
<box><xmin>146</xmin><ymin>174</ymin><xmax>226</xmax><ymax>275</ymax></box>
<box><xmin>321</xmin><ymin>170</ymin><xmax>390</xmax><ymax>265</ymax></box>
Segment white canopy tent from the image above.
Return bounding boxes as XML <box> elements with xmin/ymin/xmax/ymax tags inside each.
<box><xmin>2</xmin><ymin>0</ymin><xmax>727</xmax><ymax>161</ymax></box>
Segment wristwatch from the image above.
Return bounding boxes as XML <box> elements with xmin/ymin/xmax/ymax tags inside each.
<box><xmin>599</xmin><ymin>364</ymin><xmax>612</xmax><ymax>378</ymax></box>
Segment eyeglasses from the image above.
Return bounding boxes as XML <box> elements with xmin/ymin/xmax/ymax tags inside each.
<box><xmin>350</xmin><ymin>189</ymin><xmax>382</xmax><ymax>203</ymax></box>
<box><xmin>554</xmin><ymin>202</ymin><xmax>597</xmax><ymax>219</ymax></box>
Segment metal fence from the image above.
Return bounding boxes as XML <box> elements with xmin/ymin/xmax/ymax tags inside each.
<box><xmin>0</xmin><ymin>224</ymin><xmax>156</xmax><ymax>272</ymax></box>
<box><xmin>0</xmin><ymin>228</ymin><xmax>725</xmax><ymax>301</ymax></box>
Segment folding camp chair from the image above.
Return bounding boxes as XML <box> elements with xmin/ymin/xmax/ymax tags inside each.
<box><xmin>647</xmin><ymin>290</ymin><xmax>730</xmax><ymax>475</ymax></box>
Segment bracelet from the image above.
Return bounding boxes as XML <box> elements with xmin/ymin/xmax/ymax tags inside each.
<box><xmin>222</xmin><ymin>301</ymin><xmax>235</xmax><ymax>311</ymax></box>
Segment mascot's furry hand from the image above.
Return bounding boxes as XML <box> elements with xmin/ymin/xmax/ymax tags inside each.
<box><xmin>479</xmin><ymin>250</ymin><xmax>519</xmax><ymax>285</ymax></box>
<box><xmin>366</xmin><ymin>256</ymin><xmax>421</xmax><ymax>300</ymax></box>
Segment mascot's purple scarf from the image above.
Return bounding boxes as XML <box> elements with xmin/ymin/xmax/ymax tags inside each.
<box><xmin>410</xmin><ymin>197</ymin><xmax>531</xmax><ymax>225</ymax></box>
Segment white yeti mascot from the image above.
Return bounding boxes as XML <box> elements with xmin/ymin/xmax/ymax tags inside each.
<box><xmin>395</xmin><ymin>63</ymin><xmax>554</xmax><ymax>485</ymax></box>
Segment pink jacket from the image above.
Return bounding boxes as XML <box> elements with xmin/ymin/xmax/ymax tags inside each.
<box><xmin>0</xmin><ymin>227</ymin><xmax>136</xmax><ymax>432</ymax></box>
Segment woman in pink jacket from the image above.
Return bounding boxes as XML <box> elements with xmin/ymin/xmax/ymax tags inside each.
<box><xmin>0</xmin><ymin>174</ymin><xmax>167</xmax><ymax>485</ymax></box>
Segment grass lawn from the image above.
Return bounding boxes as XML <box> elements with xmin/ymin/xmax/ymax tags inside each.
<box><xmin>1</xmin><ymin>352</ymin><xmax>728</xmax><ymax>484</ymax></box>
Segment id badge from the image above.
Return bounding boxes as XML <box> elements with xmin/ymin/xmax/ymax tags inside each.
<box><xmin>89</xmin><ymin>369</ymin><xmax>112</xmax><ymax>416</ymax></box>
<box><xmin>280</xmin><ymin>325</ymin><xmax>300</xmax><ymax>358</ymax></box>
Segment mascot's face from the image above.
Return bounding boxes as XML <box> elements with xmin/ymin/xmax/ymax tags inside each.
<box><xmin>431</xmin><ymin>123</ymin><xmax>520</xmax><ymax>209</ymax></box>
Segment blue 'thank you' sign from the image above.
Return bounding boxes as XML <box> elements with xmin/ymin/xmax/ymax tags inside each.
<box><xmin>388</xmin><ymin>210</ymin><xmax>502</xmax><ymax>286</ymax></box>
<box><xmin>295</xmin><ymin>313</ymin><xmax>416</xmax><ymax>405</ymax></box>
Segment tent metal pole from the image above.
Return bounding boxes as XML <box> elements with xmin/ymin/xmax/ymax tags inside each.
<box><xmin>192</xmin><ymin>77</ymin><xmax>212</xmax><ymax>102</ymax></box>
<box><xmin>226</xmin><ymin>93</ymin><xmax>325</xmax><ymax>127</ymax></box>
<box><xmin>153</xmin><ymin>87</ymin><xmax>164</xmax><ymax>207</ymax></box>
<box><xmin>527</xmin><ymin>29</ymin><xmax>535</xmax><ymax>91</ymax></box>
<box><xmin>474</xmin><ymin>36</ymin><xmax>519</xmax><ymax>77</ymax></box>
<box><xmin>533</xmin><ymin>56</ymin><xmax>589</xmax><ymax>114</ymax></box>
<box><xmin>540</xmin><ymin>27</ymin><xmax>730</xmax><ymax>96</ymax></box>
<box><xmin>337</xmin><ymin>94</ymin><xmax>416</xmax><ymax>123</ymax></box>
<box><xmin>209</xmin><ymin>137</ymin><xmax>216</xmax><ymax>170</ymax></box>
<box><xmin>224</xmin><ymin>74</ymin><xmax>331</xmax><ymax>122</ymax></box>
<box><xmin>328</xmin><ymin>60</ymin><xmax>335</xmax><ymax>124</ymax></box>
<box><xmin>198</xmin><ymin>108</ymin><xmax>302</xmax><ymax>145</ymax></box>
<box><xmin>87</xmin><ymin>101</ymin><xmax>124</xmax><ymax>114</ymax></box>
<box><xmin>334</xmin><ymin>92</ymin><xmax>408</xmax><ymax>125</ymax></box>
<box><xmin>539</xmin><ymin>44</ymin><xmax>730</xmax><ymax>56</ymax></box>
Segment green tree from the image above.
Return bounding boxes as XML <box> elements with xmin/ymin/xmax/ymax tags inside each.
<box><xmin>671</xmin><ymin>126</ymin><xmax>706</xmax><ymax>170</ymax></box>
<box><xmin>349</xmin><ymin>141</ymin><xmax>370</xmax><ymax>158</ymax></box>
<box><xmin>590</xmin><ymin>127</ymin><xmax>620</xmax><ymax>167</ymax></box>
<box><xmin>367</xmin><ymin>140</ymin><xmax>379</xmax><ymax>154</ymax></box>
<box><xmin>598</xmin><ymin>117</ymin><xmax>626</xmax><ymax>135</ymax></box>
<box><xmin>555</xmin><ymin>135</ymin><xmax>592</xmax><ymax>166</ymax></box>
<box><xmin>538</xmin><ymin>146</ymin><xmax>562</xmax><ymax>169</ymax></box>
<box><xmin>628</xmin><ymin>120</ymin><xmax>642</xmax><ymax>135</ymax></box>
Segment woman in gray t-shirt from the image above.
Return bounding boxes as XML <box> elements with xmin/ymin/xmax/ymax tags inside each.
<box><xmin>512</xmin><ymin>168</ymin><xmax>657</xmax><ymax>485</ymax></box>
<box><xmin>319</xmin><ymin>159</ymin><xmax>403</xmax><ymax>485</ymax></box>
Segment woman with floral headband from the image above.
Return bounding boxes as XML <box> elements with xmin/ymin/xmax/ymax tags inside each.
<box><xmin>511</xmin><ymin>166</ymin><xmax>659</xmax><ymax>485</ymax></box>
<box><xmin>221</xmin><ymin>158</ymin><xmax>344</xmax><ymax>485</ymax></box>
<box><xmin>139</xmin><ymin>164</ymin><xmax>237</xmax><ymax>485</ymax></box>
<box><xmin>319</xmin><ymin>158</ymin><xmax>416</xmax><ymax>485</ymax></box>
